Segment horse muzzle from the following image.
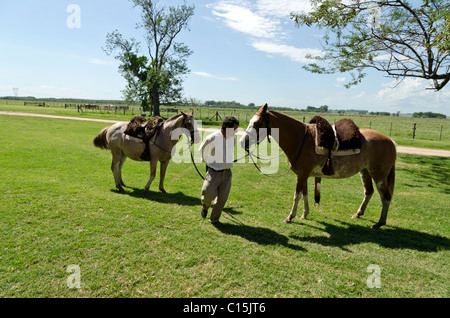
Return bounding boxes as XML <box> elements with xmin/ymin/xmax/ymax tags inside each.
<box><xmin>239</xmin><ymin>134</ymin><xmax>251</xmax><ymax>151</ymax></box>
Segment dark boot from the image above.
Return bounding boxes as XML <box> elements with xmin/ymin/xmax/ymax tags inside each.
<box><xmin>140</xmin><ymin>145</ymin><xmax>150</xmax><ymax>161</ymax></box>
<box><xmin>201</xmin><ymin>205</ymin><xmax>208</xmax><ymax>218</ymax></box>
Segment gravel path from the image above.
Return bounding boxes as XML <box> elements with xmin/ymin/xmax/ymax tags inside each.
<box><xmin>1</xmin><ymin>110</ymin><xmax>449</xmax><ymax>157</ymax></box>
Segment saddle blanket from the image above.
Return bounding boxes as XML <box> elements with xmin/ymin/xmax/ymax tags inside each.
<box><xmin>124</xmin><ymin>134</ymin><xmax>144</xmax><ymax>142</ymax></box>
<box><xmin>314</xmin><ymin>124</ymin><xmax>360</xmax><ymax>156</ymax></box>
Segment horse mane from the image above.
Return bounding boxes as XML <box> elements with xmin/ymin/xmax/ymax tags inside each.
<box><xmin>167</xmin><ymin>113</ymin><xmax>184</xmax><ymax>121</ymax></box>
<box><xmin>269</xmin><ymin>110</ymin><xmax>308</xmax><ymax>133</ymax></box>
<box><xmin>269</xmin><ymin>110</ymin><xmax>303</xmax><ymax>125</ymax></box>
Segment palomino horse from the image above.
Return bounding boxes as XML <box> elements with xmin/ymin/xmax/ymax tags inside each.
<box><xmin>240</xmin><ymin>104</ymin><xmax>396</xmax><ymax>229</ymax></box>
<box><xmin>93</xmin><ymin>111</ymin><xmax>201</xmax><ymax>194</ymax></box>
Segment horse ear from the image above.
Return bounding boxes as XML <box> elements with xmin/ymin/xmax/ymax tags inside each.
<box><xmin>180</xmin><ymin>111</ymin><xmax>187</xmax><ymax>117</ymax></box>
<box><xmin>258</xmin><ymin>103</ymin><xmax>268</xmax><ymax>114</ymax></box>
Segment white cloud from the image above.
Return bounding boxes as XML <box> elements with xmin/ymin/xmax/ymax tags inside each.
<box><xmin>192</xmin><ymin>71</ymin><xmax>215</xmax><ymax>78</ymax></box>
<box><xmin>377</xmin><ymin>78</ymin><xmax>430</xmax><ymax>103</ymax></box>
<box><xmin>89</xmin><ymin>58</ymin><xmax>116</xmax><ymax>66</ymax></box>
<box><xmin>251</xmin><ymin>40</ymin><xmax>322</xmax><ymax>63</ymax></box>
<box><xmin>68</xmin><ymin>54</ymin><xmax>116</xmax><ymax>66</ymax></box>
<box><xmin>13</xmin><ymin>85</ymin><xmax>88</xmax><ymax>99</ymax></box>
<box><xmin>256</xmin><ymin>0</ymin><xmax>312</xmax><ymax>18</ymax></box>
<box><xmin>193</xmin><ymin>71</ymin><xmax>239</xmax><ymax>81</ymax></box>
<box><xmin>210</xmin><ymin>1</ymin><xmax>281</xmax><ymax>38</ymax></box>
<box><xmin>376</xmin><ymin>78</ymin><xmax>450</xmax><ymax>114</ymax></box>
<box><xmin>209</xmin><ymin>0</ymin><xmax>320</xmax><ymax>64</ymax></box>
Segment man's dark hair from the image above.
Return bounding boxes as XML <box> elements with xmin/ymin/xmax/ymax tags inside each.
<box><xmin>222</xmin><ymin>116</ymin><xmax>239</xmax><ymax>130</ymax></box>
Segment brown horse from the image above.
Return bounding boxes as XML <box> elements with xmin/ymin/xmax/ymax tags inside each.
<box><xmin>93</xmin><ymin>111</ymin><xmax>201</xmax><ymax>194</ymax></box>
<box><xmin>240</xmin><ymin>104</ymin><xmax>396</xmax><ymax>229</ymax></box>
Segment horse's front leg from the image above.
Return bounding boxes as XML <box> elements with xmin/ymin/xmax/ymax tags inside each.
<box><xmin>144</xmin><ymin>160</ymin><xmax>158</xmax><ymax>195</ymax></box>
<box><xmin>284</xmin><ymin>177</ymin><xmax>309</xmax><ymax>223</ymax></box>
<box><xmin>158</xmin><ymin>160</ymin><xmax>170</xmax><ymax>193</ymax></box>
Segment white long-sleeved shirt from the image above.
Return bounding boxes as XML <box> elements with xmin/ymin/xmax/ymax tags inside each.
<box><xmin>198</xmin><ymin>130</ymin><xmax>236</xmax><ymax>171</ymax></box>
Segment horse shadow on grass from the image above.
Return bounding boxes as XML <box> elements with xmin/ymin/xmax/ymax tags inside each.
<box><xmin>113</xmin><ymin>187</ymin><xmax>200</xmax><ymax>206</ymax></box>
<box><xmin>290</xmin><ymin>220</ymin><xmax>449</xmax><ymax>253</ymax></box>
<box><xmin>215</xmin><ymin>223</ymin><xmax>306</xmax><ymax>252</ymax></box>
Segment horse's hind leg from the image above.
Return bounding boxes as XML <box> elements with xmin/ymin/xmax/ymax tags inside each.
<box><xmin>372</xmin><ymin>166</ymin><xmax>395</xmax><ymax>229</ymax></box>
<box><xmin>284</xmin><ymin>177</ymin><xmax>309</xmax><ymax>223</ymax></box>
<box><xmin>353</xmin><ymin>169</ymin><xmax>374</xmax><ymax>219</ymax></box>
<box><xmin>111</xmin><ymin>149</ymin><xmax>125</xmax><ymax>193</ymax></box>
<box><xmin>118</xmin><ymin>152</ymin><xmax>127</xmax><ymax>187</ymax></box>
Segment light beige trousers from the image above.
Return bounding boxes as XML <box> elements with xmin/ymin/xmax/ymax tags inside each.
<box><xmin>201</xmin><ymin>168</ymin><xmax>232</xmax><ymax>223</ymax></box>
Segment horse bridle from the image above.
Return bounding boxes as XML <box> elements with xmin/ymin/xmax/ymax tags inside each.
<box><xmin>151</xmin><ymin>115</ymin><xmax>197</xmax><ymax>153</ymax></box>
<box><xmin>245</xmin><ymin>111</ymin><xmax>294</xmax><ymax>178</ymax></box>
<box><xmin>252</xmin><ymin>111</ymin><xmax>271</xmax><ymax>145</ymax></box>
<box><xmin>182</xmin><ymin>116</ymin><xmax>198</xmax><ymax>146</ymax></box>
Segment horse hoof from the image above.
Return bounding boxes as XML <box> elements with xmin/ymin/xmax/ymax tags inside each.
<box><xmin>352</xmin><ymin>213</ymin><xmax>361</xmax><ymax>219</ymax></box>
<box><xmin>160</xmin><ymin>189</ymin><xmax>167</xmax><ymax>194</ymax></box>
<box><xmin>117</xmin><ymin>186</ymin><xmax>125</xmax><ymax>193</ymax></box>
<box><xmin>284</xmin><ymin>218</ymin><xmax>291</xmax><ymax>224</ymax></box>
<box><xmin>371</xmin><ymin>222</ymin><xmax>385</xmax><ymax>229</ymax></box>
<box><xmin>143</xmin><ymin>190</ymin><xmax>149</xmax><ymax>197</ymax></box>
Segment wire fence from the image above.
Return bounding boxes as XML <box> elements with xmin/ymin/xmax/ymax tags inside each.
<box><xmin>0</xmin><ymin>99</ymin><xmax>448</xmax><ymax>142</ymax></box>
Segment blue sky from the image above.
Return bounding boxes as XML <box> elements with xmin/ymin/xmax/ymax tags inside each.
<box><xmin>0</xmin><ymin>0</ymin><xmax>449</xmax><ymax>115</ymax></box>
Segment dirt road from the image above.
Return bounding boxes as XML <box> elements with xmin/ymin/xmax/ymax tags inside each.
<box><xmin>1</xmin><ymin>110</ymin><xmax>450</xmax><ymax>157</ymax></box>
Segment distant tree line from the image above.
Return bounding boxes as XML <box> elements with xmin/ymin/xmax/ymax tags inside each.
<box><xmin>0</xmin><ymin>96</ymin><xmax>129</xmax><ymax>105</ymax></box>
<box><xmin>304</xmin><ymin>105</ymin><xmax>329</xmax><ymax>112</ymax></box>
<box><xmin>204</xmin><ymin>100</ymin><xmax>252</xmax><ymax>109</ymax></box>
<box><xmin>193</xmin><ymin>100</ymin><xmax>295</xmax><ymax>111</ymax></box>
<box><xmin>412</xmin><ymin>112</ymin><xmax>446</xmax><ymax>119</ymax></box>
<box><xmin>369</xmin><ymin>111</ymin><xmax>394</xmax><ymax>116</ymax></box>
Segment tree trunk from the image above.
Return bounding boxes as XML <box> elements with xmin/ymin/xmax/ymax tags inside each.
<box><xmin>151</xmin><ymin>87</ymin><xmax>161</xmax><ymax>117</ymax></box>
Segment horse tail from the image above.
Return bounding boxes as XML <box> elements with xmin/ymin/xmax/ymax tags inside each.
<box><xmin>388</xmin><ymin>140</ymin><xmax>396</xmax><ymax>198</ymax></box>
<box><xmin>314</xmin><ymin>177</ymin><xmax>321</xmax><ymax>205</ymax></box>
<box><xmin>387</xmin><ymin>164</ymin><xmax>395</xmax><ymax>199</ymax></box>
<box><xmin>93</xmin><ymin>127</ymin><xmax>110</xmax><ymax>150</ymax></box>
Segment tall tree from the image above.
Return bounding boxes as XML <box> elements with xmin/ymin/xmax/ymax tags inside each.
<box><xmin>104</xmin><ymin>0</ymin><xmax>195</xmax><ymax>116</ymax></box>
<box><xmin>291</xmin><ymin>0</ymin><xmax>450</xmax><ymax>91</ymax></box>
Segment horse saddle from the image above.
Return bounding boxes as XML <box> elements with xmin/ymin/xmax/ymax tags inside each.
<box><xmin>310</xmin><ymin>116</ymin><xmax>362</xmax><ymax>175</ymax></box>
<box><xmin>124</xmin><ymin>115</ymin><xmax>165</xmax><ymax>161</ymax></box>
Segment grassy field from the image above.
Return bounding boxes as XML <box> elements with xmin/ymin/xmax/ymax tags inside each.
<box><xmin>0</xmin><ymin>113</ymin><xmax>449</xmax><ymax>298</ymax></box>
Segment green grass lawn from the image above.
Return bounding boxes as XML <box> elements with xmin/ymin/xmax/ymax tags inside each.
<box><xmin>0</xmin><ymin>114</ymin><xmax>448</xmax><ymax>298</ymax></box>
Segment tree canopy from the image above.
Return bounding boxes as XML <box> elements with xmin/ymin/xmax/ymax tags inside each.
<box><xmin>104</xmin><ymin>0</ymin><xmax>195</xmax><ymax>116</ymax></box>
<box><xmin>291</xmin><ymin>0</ymin><xmax>450</xmax><ymax>90</ymax></box>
